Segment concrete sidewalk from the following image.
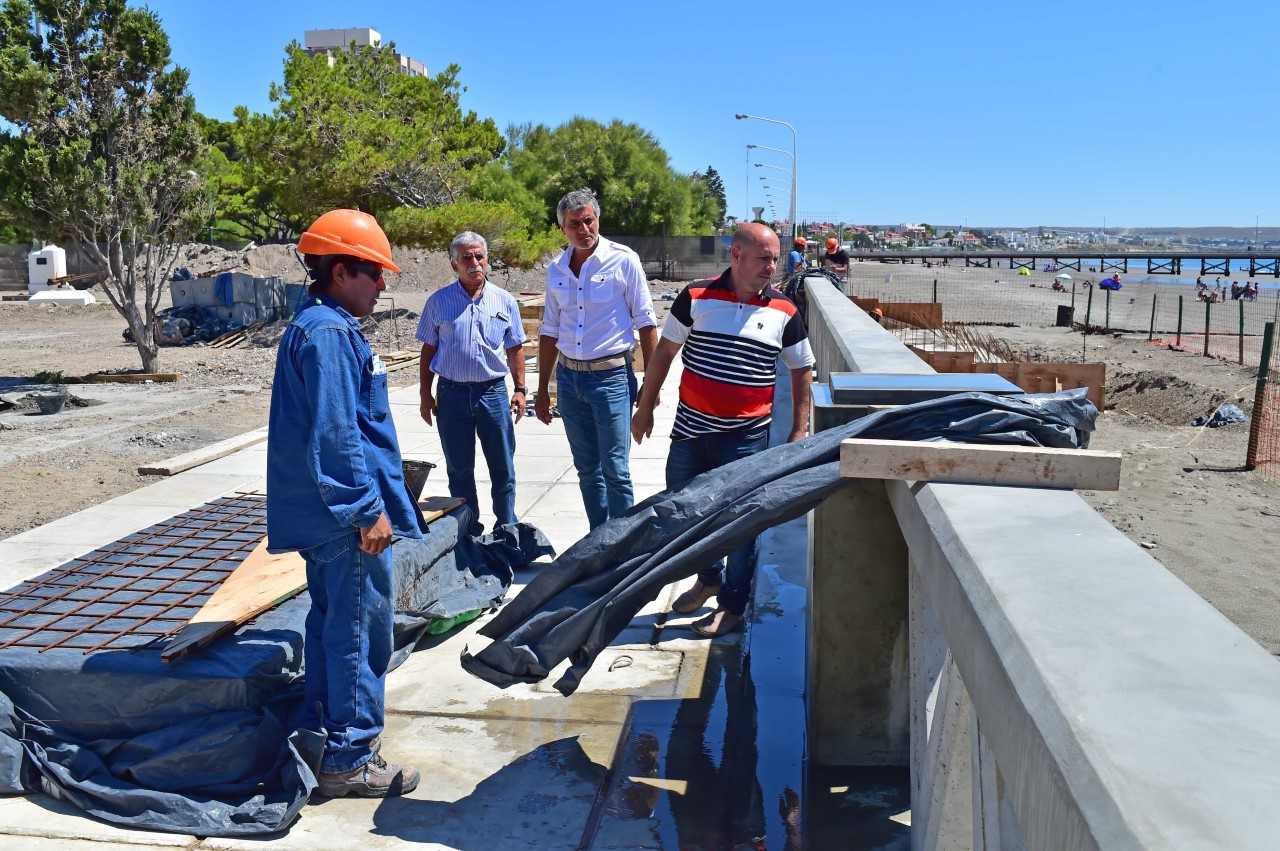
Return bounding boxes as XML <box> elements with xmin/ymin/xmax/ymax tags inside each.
<box><xmin>0</xmin><ymin>361</ymin><xmax>850</xmax><ymax>850</ymax></box>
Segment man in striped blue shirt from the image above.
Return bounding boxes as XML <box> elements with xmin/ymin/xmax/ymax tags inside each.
<box><xmin>417</xmin><ymin>232</ymin><xmax>527</xmax><ymax>535</ymax></box>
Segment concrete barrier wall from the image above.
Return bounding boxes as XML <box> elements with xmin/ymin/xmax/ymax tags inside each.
<box><xmin>805</xmin><ymin>278</ymin><xmax>1280</xmax><ymax>848</ymax></box>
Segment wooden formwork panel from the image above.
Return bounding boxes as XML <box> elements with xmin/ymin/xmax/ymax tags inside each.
<box><xmin>850</xmin><ymin>297</ymin><xmax>942</xmax><ymax>328</ymax></box>
<box><xmin>908</xmin><ymin>348</ymin><xmax>1106</xmax><ymax>411</ymax></box>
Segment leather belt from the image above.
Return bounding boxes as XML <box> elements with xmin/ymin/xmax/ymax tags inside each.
<box><xmin>557</xmin><ymin>352</ymin><xmax>629</xmax><ymax>372</ymax></box>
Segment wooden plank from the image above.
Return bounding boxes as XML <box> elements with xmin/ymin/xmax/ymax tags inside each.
<box><xmin>162</xmin><ymin>496</ymin><xmax>467</xmax><ymax>660</ymax></box>
<box><xmin>81</xmin><ymin>372</ymin><xmax>181</xmax><ymax>383</ymax></box>
<box><xmin>161</xmin><ymin>540</ymin><xmax>306</xmax><ymax>661</ymax></box>
<box><xmin>839</xmin><ymin>438</ymin><xmax>1121</xmax><ymax>490</ymax></box>
<box><xmin>419</xmin><ymin>495</ymin><xmax>465</xmax><ymax>524</ymax></box>
<box><xmin>138</xmin><ymin>427</ymin><xmax>268</xmax><ymax>476</ymax></box>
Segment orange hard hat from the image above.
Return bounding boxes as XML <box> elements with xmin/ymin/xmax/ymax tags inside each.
<box><xmin>794</xmin><ymin>237</ymin><xmax>807</xmax><ymax>247</ymax></box>
<box><xmin>297</xmin><ymin>209</ymin><xmax>402</xmax><ymax>273</ymax></box>
<box><xmin>826</xmin><ymin>238</ymin><xmax>839</xmax><ymax>252</ymax></box>
<box><xmin>871</xmin><ymin>308</ymin><xmax>884</xmax><ymax>318</ymax></box>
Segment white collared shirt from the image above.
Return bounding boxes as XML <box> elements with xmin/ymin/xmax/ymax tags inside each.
<box><xmin>540</xmin><ymin>236</ymin><xmax>656</xmax><ymax>360</ymax></box>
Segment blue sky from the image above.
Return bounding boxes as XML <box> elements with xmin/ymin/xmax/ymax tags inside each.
<box><xmin>144</xmin><ymin>0</ymin><xmax>1279</xmax><ymax>230</ymax></box>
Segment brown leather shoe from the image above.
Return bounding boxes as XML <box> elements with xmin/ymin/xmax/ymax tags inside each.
<box><xmin>317</xmin><ymin>752</ymin><xmax>420</xmax><ymax>798</ymax></box>
<box><xmin>672</xmin><ymin>580</ymin><xmax>722</xmax><ymax>615</ymax></box>
<box><xmin>691</xmin><ymin>608</ymin><xmax>743</xmax><ymax>637</ymax></box>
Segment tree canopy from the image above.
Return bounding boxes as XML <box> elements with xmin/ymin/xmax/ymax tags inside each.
<box><xmin>0</xmin><ymin>0</ymin><xmax>211</xmax><ymax>371</ymax></box>
<box><xmin>234</xmin><ymin>42</ymin><xmax>504</xmax><ymax>226</ymax></box>
<box><xmin>471</xmin><ymin>117</ymin><xmax>718</xmax><ymax>236</ymax></box>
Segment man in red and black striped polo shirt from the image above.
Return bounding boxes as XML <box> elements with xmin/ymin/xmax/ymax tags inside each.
<box><xmin>631</xmin><ymin>223</ymin><xmax>814</xmax><ymax>636</ymax></box>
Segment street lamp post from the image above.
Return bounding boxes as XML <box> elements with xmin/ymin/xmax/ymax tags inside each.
<box><xmin>736</xmin><ymin>113</ymin><xmax>798</xmax><ymax>240</ymax></box>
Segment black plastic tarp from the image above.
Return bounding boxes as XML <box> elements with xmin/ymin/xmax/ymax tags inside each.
<box><xmin>0</xmin><ymin>506</ymin><xmax>552</xmax><ymax>836</ymax></box>
<box><xmin>462</xmin><ymin>390</ymin><xmax>1097</xmax><ymax>696</ymax></box>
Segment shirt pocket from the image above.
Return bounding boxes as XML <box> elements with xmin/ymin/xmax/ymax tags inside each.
<box><xmin>367</xmin><ymin>355</ymin><xmax>390</xmax><ymax>422</ymax></box>
<box><xmin>481</xmin><ymin>314</ymin><xmax>508</xmax><ymax>348</ymax></box>
<box><xmin>588</xmin><ymin>271</ymin><xmax>622</xmax><ymax>304</ymax></box>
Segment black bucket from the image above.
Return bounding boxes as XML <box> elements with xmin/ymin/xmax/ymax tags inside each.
<box><xmin>33</xmin><ymin>392</ymin><xmax>68</xmax><ymax>415</ymax></box>
<box><xmin>1055</xmin><ymin>304</ymin><xmax>1075</xmax><ymax>328</ymax></box>
<box><xmin>402</xmin><ymin>459</ymin><xmax>436</xmax><ymax>501</ymax></box>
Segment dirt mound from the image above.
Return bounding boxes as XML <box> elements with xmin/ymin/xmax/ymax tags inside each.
<box><xmin>1105</xmin><ymin>365</ymin><xmax>1249</xmax><ymax>425</ymax></box>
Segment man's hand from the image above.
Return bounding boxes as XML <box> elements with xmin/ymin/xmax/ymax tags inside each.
<box><xmin>631</xmin><ymin>406</ymin><xmax>654</xmax><ymax>444</ymax></box>
<box><xmin>510</xmin><ymin>390</ymin><xmax>526</xmax><ymax>423</ymax></box>
<box><xmin>786</xmin><ymin>424</ymin><xmax>808</xmax><ymax>444</ymax></box>
<box><xmin>359</xmin><ymin>513</ymin><xmax>393</xmax><ymax>554</ymax></box>
<box><xmin>419</xmin><ymin>394</ymin><xmax>436</xmax><ymax>426</ymax></box>
<box><xmin>534</xmin><ymin>390</ymin><xmax>553</xmax><ymax>425</ymax></box>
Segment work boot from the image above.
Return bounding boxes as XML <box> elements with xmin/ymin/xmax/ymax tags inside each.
<box><xmin>317</xmin><ymin>752</ymin><xmax>420</xmax><ymax>798</ymax></box>
<box><xmin>672</xmin><ymin>580</ymin><xmax>721</xmax><ymax>615</ymax></box>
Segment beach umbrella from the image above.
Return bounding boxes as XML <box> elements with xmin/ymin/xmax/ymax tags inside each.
<box><xmin>1055</xmin><ymin>273</ymin><xmax>1073</xmax><ymax>281</ymax></box>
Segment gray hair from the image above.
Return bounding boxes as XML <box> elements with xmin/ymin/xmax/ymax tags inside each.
<box><xmin>449</xmin><ymin>231</ymin><xmax>488</xmax><ymax>261</ymax></box>
<box><xmin>556</xmin><ymin>189</ymin><xmax>600</xmax><ymax>227</ymax></box>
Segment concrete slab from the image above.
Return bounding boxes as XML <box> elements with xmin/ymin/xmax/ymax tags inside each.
<box><xmin>0</xmin><ymin>792</ymin><xmax>188</xmax><ymax>848</ymax></box>
<box><xmin>101</xmin><ymin>472</ymin><xmax>253</xmax><ymax>508</ymax></box>
<box><xmin>205</xmin><ymin>713</ymin><xmax>625</xmax><ymax>851</ymax></box>
<box><xmin>0</xmin><ymin>541</ymin><xmax>110</xmax><ymax>594</ymax></box>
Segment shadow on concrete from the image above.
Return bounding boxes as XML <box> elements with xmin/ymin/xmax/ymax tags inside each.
<box><xmin>368</xmin><ymin>736</ymin><xmax>607</xmax><ymax>849</ymax></box>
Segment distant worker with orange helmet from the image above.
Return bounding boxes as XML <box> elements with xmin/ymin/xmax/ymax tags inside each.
<box><xmin>822</xmin><ymin>237</ymin><xmax>850</xmax><ymax>278</ymax></box>
<box><xmin>785</xmin><ymin>236</ymin><xmax>808</xmax><ymax>278</ymax></box>
<box><xmin>267</xmin><ymin>208</ymin><xmax>424</xmax><ymax>799</ymax></box>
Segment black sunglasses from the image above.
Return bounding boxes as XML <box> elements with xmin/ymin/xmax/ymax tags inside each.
<box><xmin>346</xmin><ymin>262</ymin><xmax>384</xmax><ymax>282</ymax></box>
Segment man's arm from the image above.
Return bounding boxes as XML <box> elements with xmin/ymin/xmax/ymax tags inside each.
<box><xmin>631</xmin><ymin>337</ymin><xmax>681</xmax><ymax>444</ymax></box>
<box><xmin>534</xmin><ymin>334</ymin><xmax>558</xmax><ymax>425</ymax></box>
<box><xmin>787</xmin><ymin>366</ymin><xmax>813</xmax><ymax>443</ymax></box>
<box><xmin>418</xmin><ymin>342</ymin><xmax>439</xmax><ymax>425</ymax></box>
<box><xmin>505</xmin><ymin>344</ymin><xmax>527</xmax><ymax>422</ymax></box>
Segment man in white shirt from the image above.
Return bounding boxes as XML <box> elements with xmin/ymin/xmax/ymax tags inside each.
<box><xmin>533</xmin><ymin>189</ymin><xmax>658</xmax><ymax>529</ymax></box>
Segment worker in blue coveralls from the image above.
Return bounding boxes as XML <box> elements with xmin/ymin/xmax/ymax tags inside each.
<box><xmin>266</xmin><ymin>209</ymin><xmax>424</xmax><ymax>799</ymax></box>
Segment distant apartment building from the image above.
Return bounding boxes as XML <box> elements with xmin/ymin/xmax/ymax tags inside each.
<box><xmin>303</xmin><ymin>28</ymin><xmax>427</xmax><ymax>77</ymax></box>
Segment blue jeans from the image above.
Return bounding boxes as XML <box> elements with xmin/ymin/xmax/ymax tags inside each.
<box><xmin>665</xmin><ymin>427</ymin><xmax>770</xmax><ymax>616</ymax></box>
<box><xmin>556</xmin><ymin>363</ymin><xmax>636</xmax><ymax>529</ymax></box>
<box><xmin>436</xmin><ymin>377</ymin><xmax>517</xmax><ymax>534</ymax></box>
<box><xmin>300</xmin><ymin>531</ymin><xmax>394</xmax><ymax>774</ymax></box>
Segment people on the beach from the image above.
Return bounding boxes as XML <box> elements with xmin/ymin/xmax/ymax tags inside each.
<box><xmin>534</xmin><ymin>189</ymin><xmax>658</xmax><ymax>530</ymax></box>
<box><xmin>267</xmin><ymin>208</ymin><xmax>423</xmax><ymax>798</ymax></box>
<box><xmin>629</xmin><ymin>223</ymin><xmax>814</xmax><ymax>637</ymax></box>
<box><xmin>416</xmin><ymin>231</ymin><xmax>527</xmax><ymax>535</ymax></box>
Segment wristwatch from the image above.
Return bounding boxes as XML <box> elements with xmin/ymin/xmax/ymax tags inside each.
<box><xmin>513</xmin><ymin>386</ymin><xmax>528</xmax><ymax>394</ymax></box>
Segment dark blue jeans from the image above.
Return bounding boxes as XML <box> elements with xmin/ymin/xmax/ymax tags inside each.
<box><xmin>300</xmin><ymin>531</ymin><xmax>394</xmax><ymax>774</ymax></box>
<box><xmin>665</xmin><ymin>426</ymin><xmax>770</xmax><ymax>616</ymax></box>
<box><xmin>556</xmin><ymin>363</ymin><xmax>637</xmax><ymax>529</ymax></box>
<box><xmin>436</xmin><ymin>377</ymin><xmax>517</xmax><ymax>534</ymax></box>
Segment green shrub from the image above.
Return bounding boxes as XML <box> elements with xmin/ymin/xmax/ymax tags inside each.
<box><xmin>382</xmin><ymin>201</ymin><xmax>562</xmax><ymax>269</ymax></box>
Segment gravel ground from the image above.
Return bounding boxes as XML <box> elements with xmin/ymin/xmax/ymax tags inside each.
<box><xmin>1</xmin><ymin>250</ymin><xmax>1277</xmax><ymax>655</ymax></box>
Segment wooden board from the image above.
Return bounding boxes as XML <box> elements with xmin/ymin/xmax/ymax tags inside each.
<box><xmin>162</xmin><ymin>496</ymin><xmax>467</xmax><ymax>660</ymax></box>
<box><xmin>138</xmin><ymin>427</ymin><xmax>268</xmax><ymax>476</ymax></box>
<box><xmin>81</xmin><ymin>372</ymin><xmax>181</xmax><ymax>383</ymax></box>
<box><xmin>839</xmin><ymin>438</ymin><xmax>1121</xmax><ymax>491</ymax></box>
<box><xmin>161</xmin><ymin>540</ymin><xmax>306</xmax><ymax>661</ymax></box>
<box><xmin>420</xmin><ymin>495</ymin><xmax>465</xmax><ymax>523</ymax></box>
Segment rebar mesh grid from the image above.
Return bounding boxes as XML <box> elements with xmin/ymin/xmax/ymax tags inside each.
<box><xmin>0</xmin><ymin>493</ymin><xmax>267</xmax><ymax>654</ymax></box>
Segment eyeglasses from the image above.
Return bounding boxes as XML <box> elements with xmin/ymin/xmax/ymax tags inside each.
<box><xmin>347</xmin><ymin>262</ymin><xmax>384</xmax><ymax>282</ymax></box>
<box><xmin>457</xmin><ymin>252</ymin><xmax>486</xmax><ymax>262</ymax></box>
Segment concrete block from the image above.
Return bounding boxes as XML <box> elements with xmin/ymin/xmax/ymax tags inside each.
<box><xmin>215</xmin><ymin>271</ymin><xmax>255</xmax><ymax>303</ymax></box>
